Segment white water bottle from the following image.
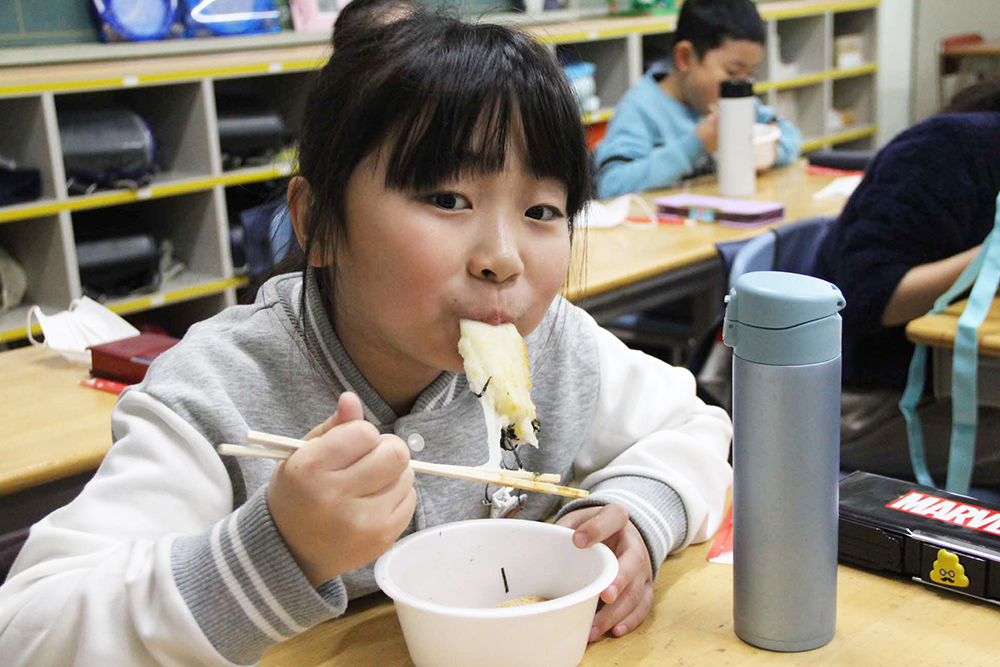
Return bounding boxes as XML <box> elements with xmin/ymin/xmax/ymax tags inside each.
<box><xmin>717</xmin><ymin>79</ymin><xmax>756</xmax><ymax>197</ymax></box>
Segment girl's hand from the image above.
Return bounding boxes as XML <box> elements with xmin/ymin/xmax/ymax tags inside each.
<box><xmin>556</xmin><ymin>504</ymin><xmax>654</xmax><ymax>642</ymax></box>
<box><xmin>267</xmin><ymin>392</ymin><xmax>417</xmax><ymax>587</ymax></box>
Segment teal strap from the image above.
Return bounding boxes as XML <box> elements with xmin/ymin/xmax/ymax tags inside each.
<box><xmin>900</xmin><ymin>192</ymin><xmax>1000</xmax><ymax>493</ymax></box>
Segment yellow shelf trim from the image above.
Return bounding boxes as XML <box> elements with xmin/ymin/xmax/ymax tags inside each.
<box><xmin>800</xmin><ymin>124</ymin><xmax>877</xmax><ymax>152</ymax></box>
<box><xmin>0</xmin><ymin>166</ymin><xmax>296</xmax><ymax>222</ymax></box>
<box><xmin>761</xmin><ymin>1</ymin><xmax>880</xmax><ymax>20</ymax></box>
<box><xmin>0</xmin><ymin>201</ymin><xmax>64</xmax><ymax>224</ymax></box>
<box><xmin>582</xmin><ymin>108</ymin><xmax>614</xmax><ymax>125</ymax></box>
<box><xmin>829</xmin><ymin>63</ymin><xmax>879</xmax><ymax>80</ymax></box>
<box><xmin>106</xmin><ymin>276</ymin><xmax>249</xmax><ymax>315</ymax></box>
<box><xmin>0</xmin><ymin>276</ymin><xmax>248</xmax><ymax>343</ymax></box>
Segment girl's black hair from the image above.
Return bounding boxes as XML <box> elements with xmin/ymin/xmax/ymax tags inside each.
<box><xmin>673</xmin><ymin>0</ymin><xmax>766</xmax><ymax>59</ymax></box>
<box><xmin>292</xmin><ymin>10</ymin><xmax>594</xmax><ymax>320</ymax></box>
<box><xmin>330</xmin><ymin>0</ymin><xmax>419</xmax><ymax>52</ymax></box>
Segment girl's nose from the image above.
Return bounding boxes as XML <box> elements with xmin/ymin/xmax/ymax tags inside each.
<box><xmin>468</xmin><ymin>220</ymin><xmax>524</xmax><ymax>284</ymax></box>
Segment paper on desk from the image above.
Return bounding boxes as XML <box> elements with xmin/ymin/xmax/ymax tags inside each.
<box><xmin>812</xmin><ymin>174</ymin><xmax>863</xmax><ymax>201</ymax></box>
<box><xmin>707</xmin><ymin>502</ymin><xmax>734</xmax><ymax>564</ymax></box>
<box><xmin>577</xmin><ymin>194</ymin><xmax>657</xmax><ymax>229</ymax></box>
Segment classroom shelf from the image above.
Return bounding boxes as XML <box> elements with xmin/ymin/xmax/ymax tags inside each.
<box><xmin>103</xmin><ymin>274</ymin><xmax>248</xmax><ymax>317</ymax></box>
<box><xmin>0</xmin><ymin>0</ymin><xmax>880</xmax><ymax>343</ymax></box>
<box><xmin>2</xmin><ymin>274</ymin><xmax>248</xmax><ymax>344</ymax></box>
<box><xmin>0</xmin><ymin>162</ymin><xmax>295</xmax><ymax>224</ymax></box>
<box><xmin>0</xmin><ymin>199</ymin><xmax>63</xmax><ymax>225</ymax></box>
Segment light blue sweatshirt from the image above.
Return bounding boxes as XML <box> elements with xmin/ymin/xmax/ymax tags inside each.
<box><xmin>595</xmin><ymin>70</ymin><xmax>802</xmax><ymax>199</ymax></box>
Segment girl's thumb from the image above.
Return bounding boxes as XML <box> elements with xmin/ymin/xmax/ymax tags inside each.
<box><xmin>304</xmin><ymin>391</ymin><xmax>365</xmax><ymax>440</ymax></box>
<box><xmin>332</xmin><ymin>391</ymin><xmax>365</xmax><ymax>426</ymax></box>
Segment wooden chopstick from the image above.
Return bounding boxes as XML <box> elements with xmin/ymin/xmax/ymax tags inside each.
<box><xmin>245</xmin><ymin>430</ymin><xmax>562</xmax><ymax>483</ymax></box>
<box><xmin>220</xmin><ymin>430</ymin><xmax>588</xmax><ymax>499</ymax></box>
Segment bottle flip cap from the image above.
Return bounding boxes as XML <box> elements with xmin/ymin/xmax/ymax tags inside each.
<box><xmin>723</xmin><ymin>271</ymin><xmax>845</xmax><ymax>366</ymax></box>
<box><xmin>720</xmin><ymin>79</ymin><xmax>754</xmax><ymax>98</ymax></box>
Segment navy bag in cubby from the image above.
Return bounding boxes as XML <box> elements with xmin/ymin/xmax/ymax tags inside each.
<box><xmin>91</xmin><ymin>0</ymin><xmax>184</xmax><ymax>42</ymax></box>
<box><xmin>181</xmin><ymin>0</ymin><xmax>282</xmax><ymax>37</ymax></box>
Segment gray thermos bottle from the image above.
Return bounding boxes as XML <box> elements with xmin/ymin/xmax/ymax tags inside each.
<box><xmin>723</xmin><ymin>271</ymin><xmax>845</xmax><ymax>652</ymax></box>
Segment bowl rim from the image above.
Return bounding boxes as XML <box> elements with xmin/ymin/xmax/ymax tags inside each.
<box><xmin>374</xmin><ymin>518</ymin><xmax>619</xmax><ymax>619</ymax></box>
<box><xmin>753</xmin><ymin>122</ymin><xmax>781</xmax><ymax>144</ymax></box>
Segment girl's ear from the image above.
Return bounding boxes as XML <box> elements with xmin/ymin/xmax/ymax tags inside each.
<box><xmin>287</xmin><ymin>176</ymin><xmax>333</xmax><ymax>267</ymax></box>
<box><xmin>673</xmin><ymin>40</ymin><xmax>698</xmax><ymax>73</ymax></box>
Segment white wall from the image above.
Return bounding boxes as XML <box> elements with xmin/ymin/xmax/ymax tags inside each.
<box><xmin>911</xmin><ymin>0</ymin><xmax>1000</xmax><ymax>122</ymax></box>
<box><xmin>875</xmin><ymin>0</ymin><xmax>914</xmax><ymax>146</ymax></box>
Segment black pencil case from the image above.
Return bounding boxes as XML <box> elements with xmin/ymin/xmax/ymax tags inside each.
<box><xmin>839</xmin><ymin>471</ymin><xmax>1000</xmax><ymax>605</ymax></box>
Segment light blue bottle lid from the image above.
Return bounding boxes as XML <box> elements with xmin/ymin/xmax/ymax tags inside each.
<box><xmin>723</xmin><ymin>271</ymin><xmax>846</xmax><ymax>366</ymax></box>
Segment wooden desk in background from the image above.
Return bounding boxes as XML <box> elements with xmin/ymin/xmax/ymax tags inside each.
<box><xmin>260</xmin><ymin>525</ymin><xmax>997</xmax><ymax>667</ymax></box>
<box><xmin>566</xmin><ymin>159</ymin><xmax>847</xmax><ymax>326</ymax></box>
<box><xmin>942</xmin><ymin>39</ymin><xmax>1000</xmax><ymax>61</ymax></box>
<box><xmin>906</xmin><ymin>298</ymin><xmax>1000</xmax><ymax>408</ymax></box>
<box><xmin>0</xmin><ymin>160</ymin><xmax>847</xmax><ymax>501</ymax></box>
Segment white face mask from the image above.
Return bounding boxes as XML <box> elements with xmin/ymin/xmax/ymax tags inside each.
<box><xmin>27</xmin><ymin>296</ymin><xmax>140</xmax><ymax>364</ymax></box>
<box><xmin>575</xmin><ymin>194</ymin><xmax>658</xmax><ymax>229</ymax></box>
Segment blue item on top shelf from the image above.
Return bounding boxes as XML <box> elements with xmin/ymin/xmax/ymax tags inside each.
<box><xmin>562</xmin><ymin>62</ymin><xmax>596</xmax><ymax>81</ymax></box>
<box><xmin>91</xmin><ymin>0</ymin><xmax>184</xmax><ymax>42</ymax></box>
<box><xmin>182</xmin><ymin>0</ymin><xmax>281</xmax><ymax>37</ymax></box>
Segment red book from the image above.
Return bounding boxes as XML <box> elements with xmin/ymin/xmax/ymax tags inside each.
<box><xmin>88</xmin><ymin>333</ymin><xmax>180</xmax><ymax>385</ymax></box>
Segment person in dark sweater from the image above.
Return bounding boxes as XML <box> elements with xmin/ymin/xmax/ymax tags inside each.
<box><xmin>815</xmin><ymin>89</ymin><xmax>1000</xmax><ymax>486</ymax></box>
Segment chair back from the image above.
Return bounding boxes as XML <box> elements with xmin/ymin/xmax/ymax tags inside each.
<box><xmin>729</xmin><ymin>216</ymin><xmax>833</xmax><ymax>287</ymax></box>
<box><xmin>686</xmin><ymin>216</ymin><xmax>835</xmax><ymax>379</ymax></box>
<box><xmin>0</xmin><ymin>528</ymin><xmax>29</xmax><ymax>584</ymax></box>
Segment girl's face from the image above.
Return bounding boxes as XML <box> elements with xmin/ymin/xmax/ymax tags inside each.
<box><xmin>330</xmin><ymin>148</ymin><xmax>572</xmax><ymax>410</ymax></box>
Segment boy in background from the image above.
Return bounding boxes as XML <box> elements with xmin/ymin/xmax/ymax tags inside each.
<box><xmin>595</xmin><ymin>0</ymin><xmax>800</xmax><ymax>199</ymax></box>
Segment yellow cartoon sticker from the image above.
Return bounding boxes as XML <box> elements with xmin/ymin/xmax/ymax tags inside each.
<box><xmin>929</xmin><ymin>549</ymin><xmax>970</xmax><ymax>588</ymax></box>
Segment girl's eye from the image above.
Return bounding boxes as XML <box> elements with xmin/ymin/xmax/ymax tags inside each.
<box><xmin>428</xmin><ymin>193</ymin><xmax>470</xmax><ymax>211</ymax></box>
<box><xmin>525</xmin><ymin>205</ymin><xmax>564</xmax><ymax>222</ymax></box>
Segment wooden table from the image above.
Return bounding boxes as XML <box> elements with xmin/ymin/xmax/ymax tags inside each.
<box><xmin>565</xmin><ymin>159</ymin><xmax>847</xmax><ymax>326</ymax></box>
<box><xmin>260</xmin><ymin>526</ymin><xmax>998</xmax><ymax>667</ymax></box>
<box><xmin>942</xmin><ymin>39</ymin><xmax>1000</xmax><ymax>60</ymax></box>
<box><xmin>906</xmin><ymin>298</ymin><xmax>1000</xmax><ymax>408</ymax></box>
<box><xmin>0</xmin><ymin>346</ymin><xmax>117</xmax><ymax>497</ymax></box>
<box><xmin>0</xmin><ymin>160</ymin><xmax>848</xmax><ymax>499</ymax></box>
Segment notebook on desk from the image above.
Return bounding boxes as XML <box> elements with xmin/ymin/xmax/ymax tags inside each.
<box><xmin>88</xmin><ymin>333</ymin><xmax>180</xmax><ymax>385</ymax></box>
<box><xmin>655</xmin><ymin>194</ymin><xmax>785</xmax><ymax>226</ymax></box>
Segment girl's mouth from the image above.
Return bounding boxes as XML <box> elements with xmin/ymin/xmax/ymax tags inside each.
<box><xmin>465</xmin><ymin>310</ymin><xmax>515</xmax><ymax>326</ymax></box>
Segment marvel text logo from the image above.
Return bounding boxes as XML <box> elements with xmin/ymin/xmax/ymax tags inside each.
<box><xmin>886</xmin><ymin>492</ymin><xmax>1000</xmax><ymax>535</ymax></box>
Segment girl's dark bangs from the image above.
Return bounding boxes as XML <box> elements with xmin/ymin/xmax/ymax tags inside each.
<box><xmin>376</xmin><ymin>28</ymin><xmax>591</xmax><ymax>216</ymax></box>
<box><xmin>382</xmin><ymin>88</ymin><xmax>514</xmax><ymax>192</ymax></box>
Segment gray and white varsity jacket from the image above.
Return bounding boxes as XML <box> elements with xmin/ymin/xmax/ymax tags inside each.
<box><xmin>0</xmin><ymin>271</ymin><xmax>732</xmax><ymax>666</ymax></box>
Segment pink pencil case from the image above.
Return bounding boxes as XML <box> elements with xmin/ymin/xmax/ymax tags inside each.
<box><xmin>655</xmin><ymin>193</ymin><xmax>785</xmax><ymax>226</ymax></box>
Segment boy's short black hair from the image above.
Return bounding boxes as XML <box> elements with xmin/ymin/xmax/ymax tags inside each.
<box><xmin>674</xmin><ymin>0</ymin><xmax>766</xmax><ymax>58</ymax></box>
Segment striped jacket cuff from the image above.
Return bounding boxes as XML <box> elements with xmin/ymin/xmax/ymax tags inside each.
<box><xmin>555</xmin><ymin>475</ymin><xmax>687</xmax><ymax>579</ymax></box>
<box><xmin>171</xmin><ymin>485</ymin><xmax>347</xmax><ymax>664</ymax></box>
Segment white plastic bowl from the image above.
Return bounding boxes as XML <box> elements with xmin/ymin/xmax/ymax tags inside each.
<box><xmin>374</xmin><ymin>519</ymin><xmax>619</xmax><ymax>667</ymax></box>
<box><xmin>753</xmin><ymin>122</ymin><xmax>782</xmax><ymax>171</ymax></box>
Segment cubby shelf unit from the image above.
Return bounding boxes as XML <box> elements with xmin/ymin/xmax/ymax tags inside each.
<box><xmin>0</xmin><ymin>0</ymin><xmax>879</xmax><ymax>343</ymax></box>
